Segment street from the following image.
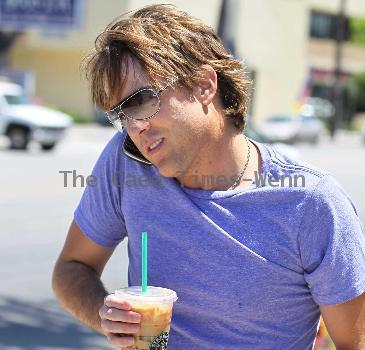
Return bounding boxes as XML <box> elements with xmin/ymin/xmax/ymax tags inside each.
<box><xmin>0</xmin><ymin>125</ymin><xmax>364</xmax><ymax>350</ymax></box>
<box><xmin>0</xmin><ymin>125</ymin><xmax>121</xmax><ymax>350</ymax></box>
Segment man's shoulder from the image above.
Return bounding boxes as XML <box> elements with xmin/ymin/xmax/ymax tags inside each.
<box><xmin>90</xmin><ymin>131</ymin><xmax>129</xmax><ymax>177</ymax></box>
<box><xmin>256</xmin><ymin>142</ymin><xmax>329</xmax><ymax>193</ymax></box>
<box><xmin>258</xmin><ymin>142</ymin><xmax>357</xmax><ymax>215</ymax></box>
<box><xmin>98</xmin><ymin>131</ymin><xmax>139</xmax><ymax>168</ymax></box>
<box><xmin>104</xmin><ymin>131</ymin><xmax>125</xmax><ymax>156</ymax></box>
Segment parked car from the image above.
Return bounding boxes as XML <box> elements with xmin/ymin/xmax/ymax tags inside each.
<box><xmin>257</xmin><ymin>114</ymin><xmax>324</xmax><ymax>144</ymax></box>
<box><xmin>0</xmin><ymin>81</ymin><xmax>72</xmax><ymax>150</ymax></box>
<box><xmin>245</xmin><ymin>121</ymin><xmax>300</xmax><ymax>159</ymax></box>
<box><xmin>300</xmin><ymin>97</ymin><xmax>334</xmax><ymax>120</ymax></box>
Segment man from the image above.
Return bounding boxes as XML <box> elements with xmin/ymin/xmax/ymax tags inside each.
<box><xmin>52</xmin><ymin>4</ymin><xmax>365</xmax><ymax>349</ymax></box>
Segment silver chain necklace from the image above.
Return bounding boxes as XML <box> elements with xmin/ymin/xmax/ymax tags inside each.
<box><xmin>228</xmin><ymin>136</ymin><xmax>251</xmax><ymax>190</ymax></box>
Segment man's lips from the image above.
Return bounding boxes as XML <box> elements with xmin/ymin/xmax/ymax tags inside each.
<box><xmin>145</xmin><ymin>138</ymin><xmax>164</xmax><ymax>155</ymax></box>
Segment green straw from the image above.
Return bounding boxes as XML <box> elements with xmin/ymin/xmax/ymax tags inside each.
<box><xmin>142</xmin><ymin>231</ymin><xmax>148</xmax><ymax>294</ymax></box>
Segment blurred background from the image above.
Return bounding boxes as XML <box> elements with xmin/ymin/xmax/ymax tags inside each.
<box><xmin>0</xmin><ymin>0</ymin><xmax>364</xmax><ymax>349</ymax></box>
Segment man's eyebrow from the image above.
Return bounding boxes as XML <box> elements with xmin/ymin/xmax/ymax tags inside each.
<box><xmin>110</xmin><ymin>85</ymin><xmax>151</xmax><ymax>110</ymax></box>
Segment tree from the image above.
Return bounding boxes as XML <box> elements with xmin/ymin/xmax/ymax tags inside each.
<box><xmin>350</xmin><ymin>71</ymin><xmax>365</xmax><ymax>112</ymax></box>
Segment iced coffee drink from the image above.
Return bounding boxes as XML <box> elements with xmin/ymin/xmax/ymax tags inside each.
<box><xmin>115</xmin><ymin>286</ymin><xmax>178</xmax><ymax>350</ymax></box>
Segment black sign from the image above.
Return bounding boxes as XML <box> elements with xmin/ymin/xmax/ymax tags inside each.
<box><xmin>0</xmin><ymin>0</ymin><xmax>84</xmax><ymax>30</ymax></box>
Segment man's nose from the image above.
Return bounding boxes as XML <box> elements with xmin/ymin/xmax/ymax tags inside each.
<box><xmin>127</xmin><ymin>118</ymin><xmax>151</xmax><ymax>134</ymax></box>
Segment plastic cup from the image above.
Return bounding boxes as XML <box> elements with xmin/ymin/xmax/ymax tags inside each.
<box><xmin>115</xmin><ymin>286</ymin><xmax>178</xmax><ymax>350</ymax></box>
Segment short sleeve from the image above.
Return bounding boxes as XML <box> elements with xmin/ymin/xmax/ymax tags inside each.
<box><xmin>299</xmin><ymin>175</ymin><xmax>365</xmax><ymax>306</ymax></box>
<box><xmin>74</xmin><ymin>132</ymin><xmax>127</xmax><ymax>248</ymax></box>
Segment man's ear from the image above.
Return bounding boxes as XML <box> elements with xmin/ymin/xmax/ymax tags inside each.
<box><xmin>193</xmin><ymin>65</ymin><xmax>218</xmax><ymax>106</ymax></box>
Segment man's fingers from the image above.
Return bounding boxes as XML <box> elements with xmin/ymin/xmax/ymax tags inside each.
<box><xmin>107</xmin><ymin>333</ymin><xmax>135</xmax><ymax>348</ymax></box>
<box><xmin>101</xmin><ymin>319</ymin><xmax>140</xmax><ymax>334</ymax></box>
<box><xmin>102</xmin><ymin>294</ymin><xmax>141</xmax><ymax>323</ymax></box>
<box><xmin>104</xmin><ymin>294</ymin><xmax>132</xmax><ymax>310</ymax></box>
<box><xmin>99</xmin><ymin>305</ymin><xmax>141</xmax><ymax>323</ymax></box>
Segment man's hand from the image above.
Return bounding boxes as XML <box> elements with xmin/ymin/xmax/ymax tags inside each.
<box><xmin>99</xmin><ymin>294</ymin><xmax>141</xmax><ymax>348</ymax></box>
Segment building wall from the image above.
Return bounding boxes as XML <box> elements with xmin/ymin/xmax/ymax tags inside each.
<box><xmin>238</xmin><ymin>0</ymin><xmax>365</xmax><ymax>121</ymax></box>
<box><xmin>307</xmin><ymin>0</ymin><xmax>365</xmax><ymax>73</ymax></box>
<box><xmin>238</xmin><ymin>0</ymin><xmax>308</xmax><ymax>121</ymax></box>
<box><xmin>8</xmin><ymin>0</ymin><xmax>220</xmax><ymax>116</ymax></box>
<box><xmin>7</xmin><ymin>0</ymin><xmax>365</xmax><ymax>121</ymax></box>
<box><xmin>308</xmin><ymin>0</ymin><xmax>365</xmax><ymax>14</ymax></box>
<box><xmin>9</xmin><ymin>41</ymin><xmax>88</xmax><ymax>115</ymax></box>
<box><xmin>8</xmin><ymin>1</ymin><xmax>131</xmax><ymax>116</ymax></box>
<box><xmin>307</xmin><ymin>39</ymin><xmax>365</xmax><ymax>74</ymax></box>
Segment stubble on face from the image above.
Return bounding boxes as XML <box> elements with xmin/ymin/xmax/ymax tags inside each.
<box><xmin>115</xmin><ymin>63</ymin><xmax>225</xmax><ymax>184</ymax></box>
<box><xmin>156</xmin><ymin>91</ymin><xmax>226</xmax><ymax>184</ymax></box>
<box><xmin>149</xmin><ymin>92</ymin><xmax>207</xmax><ymax>178</ymax></box>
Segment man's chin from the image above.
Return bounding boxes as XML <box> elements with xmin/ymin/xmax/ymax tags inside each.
<box><xmin>156</xmin><ymin>167</ymin><xmax>178</xmax><ymax>178</ymax></box>
<box><xmin>153</xmin><ymin>162</ymin><xmax>182</xmax><ymax>179</ymax></box>
<box><xmin>148</xmin><ymin>155</ymin><xmax>187</xmax><ymax>178</ymax></box>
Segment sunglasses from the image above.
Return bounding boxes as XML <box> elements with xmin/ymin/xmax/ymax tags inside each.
<box><xmin>105</xmin><ymin>78</ymin><xmax>178</xmax><ymax>131</ymax></box>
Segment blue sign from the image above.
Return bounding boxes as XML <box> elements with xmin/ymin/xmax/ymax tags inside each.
<box><xmin>0</xmin><ymin>0</ymin><xmax>85</xmax><ymax>30</ymax></box>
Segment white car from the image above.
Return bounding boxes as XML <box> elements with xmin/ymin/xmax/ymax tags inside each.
<box><xmin>0</xmin><ymin>81</ymin><xmax>72</xmax><ymax>150</ymax></box>
<box><xmin>245</xmin><ymin>122</ymin><xmax>300</xmax><ymax>159</ymax></box>
<box><xmin>300</xmin><ymin>97</ymin><xmax>334</xmax><ymax>120</ymax></box>
<box><xmin>258</xmin><ymin>114</ymin><xmax>324</xmax><ymax>144</ymax></box>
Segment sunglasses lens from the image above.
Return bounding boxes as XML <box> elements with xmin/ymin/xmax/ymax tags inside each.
<box><xmin>122</xmin><ymin>90</ymin><xmax>159</xmax><ymax>120</ymax></box>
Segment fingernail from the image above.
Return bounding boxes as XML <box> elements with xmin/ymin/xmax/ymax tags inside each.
<box><xmin>126</xmin><ymin>337</ymin><xmax>135</xmax><ymax>346</ymax></box>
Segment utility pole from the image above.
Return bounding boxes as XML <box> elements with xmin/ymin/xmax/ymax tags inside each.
<box><xmin>217</xmin><ymin>0</ymin><xmax>241</xmax><ymax>58</ymax></box>
<box><xmin>330</xmin><ymin>0</ymin><xmax>347</xmax><ymax>139</ymax></box>
<box><xmin>0</xmin><ymin>32</ymin><xmax>21</xmax><ymax>68</ymax></box>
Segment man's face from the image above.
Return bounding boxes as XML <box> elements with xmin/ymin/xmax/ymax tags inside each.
<box><xmin>110</xmin><ymin>60</ymin><xmax>222</xmax><ymax>178</ymax></box>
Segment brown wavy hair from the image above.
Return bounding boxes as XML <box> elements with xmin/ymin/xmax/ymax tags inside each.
<box><xmin>83</xmin><ymin>4</ymin><xmax>252</xmax><ymax>131</ymax></box>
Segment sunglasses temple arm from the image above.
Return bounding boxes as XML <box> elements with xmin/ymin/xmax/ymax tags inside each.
<box><xmin>157</xmin><ymin>77</ymin><xmax>179</xmax><ymax>94</ymax></box>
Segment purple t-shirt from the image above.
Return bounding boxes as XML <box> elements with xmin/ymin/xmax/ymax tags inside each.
<box><xmin>74</xmin><ymin>131</ymin><xmax>365</xmax><ymax>349</ymax></box>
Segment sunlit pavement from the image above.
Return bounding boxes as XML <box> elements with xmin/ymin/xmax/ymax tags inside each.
<box><xmin>0</xmin><ymin>125</ymin><xmax>121</xmax><ymax>350</ymax></box>
<box><xmin>0</xmin><ymin>125</ymin><xmax>364</xmax><ymax>349</ymax></box>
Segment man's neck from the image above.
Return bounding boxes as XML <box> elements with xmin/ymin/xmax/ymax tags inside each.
<box><xmin>176</xmin><ymin>132</ymin><xmax>259</xmax><ymax>191</ymax></box>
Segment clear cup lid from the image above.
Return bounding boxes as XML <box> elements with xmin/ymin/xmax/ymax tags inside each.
<box><xmin>115</xmin><ymin>286</ymin><xmax>178</xmax><ymax>305</ymax></box>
